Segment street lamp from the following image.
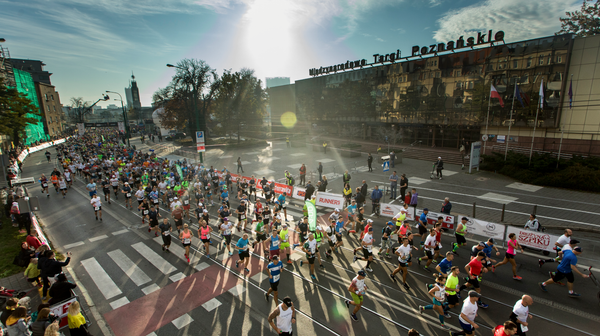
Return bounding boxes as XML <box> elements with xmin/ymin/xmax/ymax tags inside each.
<box><xmin>166</xmin><ymin>63</ymin><xmax>203</xmax><ymax>163</ymax></box>
<box><xmin>105</xmin><ymin>90</ymin><xmax>130</xmax><ymax>147</ymax></box>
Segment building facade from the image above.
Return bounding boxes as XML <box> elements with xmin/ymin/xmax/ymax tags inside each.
<box><xmin>9</xmin><ymin>59</ymin><xmax>52</xmax><ymax>85</ymax></box>
<box><xmin>295</xmin><ymin>33</ymin><xmax>579</xmax><ymax>154</ymax></box>
<box><xmin>12</xmin><ymin>68</ymin><xmax>48</xmax><ymax>145</ymax></box>
<box><xmin>35</xmin><ymin>82</ymin><xmax>64</xmax><ymax>138</ymax></box>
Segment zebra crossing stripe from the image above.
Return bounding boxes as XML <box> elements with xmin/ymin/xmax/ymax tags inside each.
<box><xmin>81</xmin><ymin>257</ymin><xmax>123</xmax><ymax>300</ymax></box>
<box><xmin>131</xmin><ymin>242</ymin><xmax>177</xmax><ymax>275</ymax></box>
<box><xmin>107</xmin><ymin>249</ymin><xmax>152</xmax><ymax>286</ymax></box>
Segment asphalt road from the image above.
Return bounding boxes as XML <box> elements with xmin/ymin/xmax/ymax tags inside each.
<box><xmin>21</xmin><ymin>139</ymin><xmax>600</xmax><ymax>336</ymax></box>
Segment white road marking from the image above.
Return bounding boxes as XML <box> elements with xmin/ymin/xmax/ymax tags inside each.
<box><xmin>131</xmin><ymin>242</ymin><xmax>177</xmax><ymax>275</ymax></box>
<box><xmin>89</xmin><ymin>235</ymin><xmax>108</xmax><ymax>242</ymax></box>
<box><xmin>407</xmin><ymin>177</ymin><xmax>431</xmax><ymax>185</ymax></box>
<box><xmin>287</xmin><ymin>164</ymin><xmax>303</xmax><ymax>169</ymax></box>
<box><xmin>202</xmin><ymin>298</ymin><xmax>222</xmax><ymax>312</ymax></box>
<box><xmin>319</xmin><ymin>158</ymin><xmax>335</xmax><ymax>163</ymax></box>
<box><xmin>254</xmin><ymin>169</ymin><xmax>275</xmax><ymax>175</ymax></box>
<box><xmin>107</xmin><ymin>249</ymin><xmax>151</xmax><ymax>286</ymax></box>
<box><xmin>219</xmin><ymin>155</ymin><xmax>233</xmax><ymax>159</ymax></box>
<box><xmin>112</xmin><ymin>229</ymin><xmax>128</xmax><ymax>235</ymax></box>
<box><xmin>169</xmin><ymin>272</ymin><xmax>186</xmax><ymax>282</ymax></box>
<box><xmin>250</xmin><ymin>272</ymin><xmax>268</xmax><ymax>283</ymax></box>
<box><xmin>171</xmin><ymin>313</ymin><xmax>194</xmax><ymax>329</ymax></box>
<box><xmin>442</xmin><ymin>170</ymin><xmax>458</xmax><ymax>176</ymax></box>
<box><xmin>80</xmin><ymin>258</ymin><xmax>123</xmax><ymax>300</ymax></box>
<box><xmin>195</xmin><ymin>262</ymin><xmax>210</xmax><ymax>272</ymax></box>
<box><xmin>506</xmin><ymin>182</ymin><xmax>543</xmax><ymax>192</ymax></box>
<box><xmin>478</xmin><ymin>192</ymin><xmax>518</xmax><ymax>205</ymax></box>
<box><xmin>141</xmin><ymin>283</ymin><xmax>160</xmax><ymax>295</ymax></box>
<box><xmin>234</xmin><ymin>161</ymin><xmax>251</xmax><ymax>166</ymax></box>
<box><xmin>228</xmin><ymin>284</ymin><xmax>246</xmax><ymax>296</ymax></box>
<box><xmin>63</xmin><ymin>241</ymin><xmax>85</xmax><ymax>249</ymax></box>
<box><xmin>153</xmin><ymin>236</ymin><xmax>201</xmax><ymax>265</ymax></box>
<box><xmin>109</xmin><ymin>297</ymin><xmax>129</xmax><ymax>310</ymax></box>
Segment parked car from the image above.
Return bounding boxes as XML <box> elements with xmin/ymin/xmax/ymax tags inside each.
<box><xmin>166</xmin><ymin>132</ymin><xmax>187</xmax><ymax>141</ymax></box>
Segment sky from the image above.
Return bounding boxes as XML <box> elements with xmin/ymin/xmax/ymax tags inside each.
<box><xmin>1</xmin><ymin>0</ymin><xmax>580</xmax><ymax>108</ymax></box>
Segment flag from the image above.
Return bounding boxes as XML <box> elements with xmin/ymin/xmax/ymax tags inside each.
<box><xmin>539</xmin><ymin>79</ymin><xmax>544</xmax><ymax>109</ymax></box>
<box><xmin>568</xmin><ymin>78</ymin><xmax>573</xmax><ymax>109</ymax></box>
<box><xmin>490</xmin><ymin>84</ymin><xmax>504</xmax><ymax>107</ymax></box>
<box><xmin>516</xmin><ymin>86</ymin><xmax>526</xmax><ymax>108</ymax></box>
<box><xmin>305</xmin><ymin>200</ymin><xmax>317</xmax><ymax>231</ymax></box>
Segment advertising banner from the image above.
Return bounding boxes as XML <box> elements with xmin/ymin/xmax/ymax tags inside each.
<box><xmin>306</xmin><ymin>200</ymin><xmax>317</xmax><ymax>231</ymax></box>
<box><xmin>196</xmin><ymin>131</ymin><xmax>205</xmax><ymax>153</ymax></box>
<box><xmin>415</xmin><ymin>209</ymin><xmax>455</xmax><ymax>230</ymax></box>
<box><xmin>505</xmin><ymin>226</ymin><xmax>560</xmax><ymax>252</ymax></box>
<box><xmin>31</xmin><ymin>214</ymin><xmax>50</xmax><ymax>248</ymax></box>
<box><xmin>77</xmin><ymin>123</ymin><xmax>85</xmax><ymax>136</ymax></box>
<box><xmin>273</xmin><ymin>183</ymin><xmax>293</xmax><ymax>196</ymax></box>
<box><xmin>465</xmin><ymin>218</ymin><xmax>505</xmax><ymax>240</ymax></box>
<box><xmin>118</xmin><ymin>122</ymin><xmax>125</xmax><ymax>132</ymax></box>
<box><xmin>292</xmin><ymin>186</ymin><xmax>306</xmax><ymax>200</ymax></box>
<box><xmin>50</xmin><ymin>296</ymin><xmax>77</xmax><ymax>329</ymax></box>
<box><xmin>469</xmin><ymin>141</ymin><xmax>481</xmax><ymax>173</ymax></box>
<box><xmin>380</xmin><ymin>204</ymin><xmax>415</xmax><ymax>221</ymax></box>
<box><xmin>316</xmin><ymin>192</ymin><xmax>344</xmax><ymax>209</ymax></box>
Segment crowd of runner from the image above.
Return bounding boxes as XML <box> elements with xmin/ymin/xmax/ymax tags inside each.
<box><xmin>30</xmin><ymin>129</ymin><xmax>590</xmax><ymax>336</ymax></box>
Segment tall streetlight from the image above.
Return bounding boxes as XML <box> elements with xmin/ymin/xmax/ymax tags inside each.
<box><xmin>166</xmin><ymin>63</ymin><xmax>203</xmax><ymax>163</ymax></box>
<box><xmin>105</xmin><ymin>90</ymin><xmax>130</xmax><ymax>147</ymax></box>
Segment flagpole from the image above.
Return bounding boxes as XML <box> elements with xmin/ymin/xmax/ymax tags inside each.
<box><xmin>505</xmin><ymin>82</ymin><xmax>518</xmax><ymax>161</ymax></box>
<box><xmin>556</xmin><ymin>123</ymin><xmax>564</xmax><ymax>169</ymax></box>
<box><xmin>484</xmin><ymin>86</ymin><xmax>492</xmax><ymax>155</ymax></box>
<box><xmin>529</xmin><ymin>79</ymin><xmax>543</xmax><ymax>166</ymax></box>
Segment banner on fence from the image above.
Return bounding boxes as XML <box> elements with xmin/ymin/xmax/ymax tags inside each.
<box><xmin>273</xmin><ymin>183</ymin><xmax>293</xmax><ymax>196</ymax></box>
<box><xmin>380</xmin><ymin>204</ymin><xmax>415</xmax><ymax>221</ymax></box>
<box><xmin>505</xmin><ymin>226</ymin><xmax>560</xmax><ymax>253</ymax></box>
<box><xmin>292</xmin><ymin>186</ymin><xmax>306</xmax><ymax>200</ymax></box>
<box><xmin>316</xmin><ymin>192</ymin><xmax>344</xmax><ymax>209</ymax></box>
<box><xmin>31</xmin><ymin>214</ymin><xmax>50</xmax><ymax>248</ymax></box>
<box><xmin>465</xmin><ymin>218</ymin><xmax>505</xmax><ymax>240</ymax></box>
<box><xmin>416</xmin><ymin>209</ymin><xmax>455</xmax><ymax>230</ymax></box>
<box><xmin>50</xmin><ymin>296</ymin><xmax>77</xmax><ymax>329</ymax></box>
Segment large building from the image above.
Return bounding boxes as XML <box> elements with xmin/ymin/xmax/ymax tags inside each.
<box><xmin>35</xmin><ymin>82</ymin><xmax>64</xmax><ymax>138</ymax></box>
<box><xmin>125</xmin><ymin>73</ymin><xmax>142</xmax><ymax>111</ymax></box>
<box><xmin>9</xmin><ymin>59</ymin><xmax>52</xmax><ymax>85</ymax></box>
<box><xmin>12</xmin><ymin>68</ymin><xmax>48</xmax><ymax>145</ymax></box>
<box><xmin>288</xmin><ymin>32</ymin><xmax>600</xmax><ymax>156</ymax></box>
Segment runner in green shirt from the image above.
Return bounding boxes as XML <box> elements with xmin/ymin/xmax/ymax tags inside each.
<box><xmin>253</xmin><ymin>218</ymin><xmax>268</xmax><ymax>255</ymax></box>
<box><xmin>444</xmin><ymin>266</ymin><xmax>462</xmax><ymax>313</ymax></box>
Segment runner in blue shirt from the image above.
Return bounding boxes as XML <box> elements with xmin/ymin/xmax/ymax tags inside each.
<box><xmin>418</xmin><ymin>208</ymin><xmax>429</xmax><ymax>247</ymax></box>
<box><xmin>539</xmin><ymin>247</ymin><xmax>588</xmax><ymax>297</ymax></box>
<box><xmin>235</xmin><ymin>233</ymin><xmax>251</xmax><ymax>272</ymax></box>
<box><xmin>435</xmin><ymin>251</ymin><xmax>454</xmax><ymax>277</ymax></box>
<box><xmin>265</xmin><ymin>255</ymin><xmax>283</xmax><ymax>303</ymax></box>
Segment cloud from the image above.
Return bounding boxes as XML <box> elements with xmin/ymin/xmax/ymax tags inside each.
<box><xmin>429</xmin><ymin>0</ymin><xmax>443</xmax><ymax>7</ymax></box>
<box><xmin>433</xmin><ymin>0</ymin><xmax>580</xmax><ymax>43</ymax></box>
<box><xmin>376</xmin><ymin>37</ymin><xmax>385</xmax><ymax>42</ymax></box>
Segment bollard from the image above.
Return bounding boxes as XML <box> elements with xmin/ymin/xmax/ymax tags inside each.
<box><xmin>473</xmin><ymin>202</ymin><xmax>476</xmax><ymax>218</ymax></box>
<box><xmin>532</xmin><ymin>205</ymin><xmax>537</xmax><ymax>216</ymax></box>
<box><xmin>501</xmin><ymin>204</ymin><xmax>505</xmax><ymax>222</ymax></box>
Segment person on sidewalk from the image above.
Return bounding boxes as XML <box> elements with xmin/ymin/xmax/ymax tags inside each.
<box><xmin>389</xmin><ymin>171</ymin><xmax>398</xmax><ymax>200</ymax></box>
<box><xmin>435</xmin><ymin>157</ymin><xmax>444</xmax><ymax>179</ymax></box>
<box><xmin>389</xmin><ymin>151</ymin><xmax>396</xmax><ymax>168</ymax></box>
<box><xmin>399</xmin><ymin>174</ymin><xmax>408</xmax><ymax>203</ymax></box>
<box><xmin>317</xmin><ymin>162</ymin><xmax>323</xmax><ymax>181</ymax></box>
<box><xmin>237</xmin><ymin>157</ymin><xmax>244</xmax><ymax>173</ymax></box>
<box><xmin>370</xmin><ymin>186</ymin><xmax>382</xmax><ymax>216</ymax></box>
<box><xmin>342</xmin><ymin>171</ymin><xmax>351</xmax><ymax>189</ymax></box>
<box><xmin>367</xmin><ymin>153</ymin><xmax>373</xmax><ymax>172</ymax></box>
<box><xmin>299</xmin><ymin>164</ymin><xmax>306</xmax><ymax>186</ymax></box>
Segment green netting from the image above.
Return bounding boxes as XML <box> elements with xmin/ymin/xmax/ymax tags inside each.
<box><xmin>11</xmin><ymin>69</ymin><xmax>48</xmax><ymax>145</ymax></box>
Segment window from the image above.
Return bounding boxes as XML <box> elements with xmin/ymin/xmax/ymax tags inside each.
<box><xmin>557</xmin><ymin>55</ymin><xmax>563</xmax><ymax>63</ymax></box>
<box><xmin>539</xmin><ymin>56</ymin><xmax>544</xmax><ymax>65</ymax></box>
<box><xmin>527</xmin><ymin>57</ymin><xmax>532</xmax><ymax>68</ymax></box>
<box><xmin>435</xmin><ymin>72</ymin><xmax>440</xmax><ymax>78</ymax></box>
<box><xmin>50</xmin><ymin>95</ymin><xmax>54</xmax><ymax>101</ymax></box>
<box><xmin>468</xmin><ymin>82</ymin><xmax>474</xmax><ymax>89</ymax></box>
<box><xmin>513</xmin><ymin>60</ymin><xmax>518</xmax><ymax>69</ymax></box>
<box><xmin>49</xmin><ymin>116</ymin><xmax>52</xmax><ymax>123</ymax></box>
<box><xmin>455</xmin><ymin>70</ymin><xmax>461</xmax><ymax>77</ymax></box>
<box><xmin>44</xmin><ymin>94</ymin><xmax>48</xmax><ymax>101</ymax></box>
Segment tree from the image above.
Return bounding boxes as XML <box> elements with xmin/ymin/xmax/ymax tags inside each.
<box><xmin>68</xmin><ymin>97</ymin><xmax>91</xmax><ymax>123</ymax></box>
<box><xmin>557</xmin><ymin>0</ymin><xmax>600</xmax><ymax>37</ymax></box>
<box><xmin>153</xmin><ymin>59</ymin><xmax>220</xmax><ymax>142</ymax></box>
<box><xmin>0</xmin><ymin>78</ymin><xmax>43</xmax><ymax>145</ymax></box>
<box><xmin>212</xmin><ymin>69</ymin><xmax>267</xmax><ymax>142</ymax></box>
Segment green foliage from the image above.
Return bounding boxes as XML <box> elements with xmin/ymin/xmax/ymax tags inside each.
<box><xmin>0</xmin><ymin>218</ymin><xmax>27</xmax><ymax>277</ymax></box>
<box><xmin>0</xmin><ymin>78</ymin><xmax>43</xmax><ymax>144</ymax></box>
<box><xmin>557</xmin><ymin>0</ymin><xmax>600</xmax><ymax>37</ymax></box>
<box><xmin>481</xmin><ymin>151</ymin><xmax>600</xmax><ymax>191</ymax></box>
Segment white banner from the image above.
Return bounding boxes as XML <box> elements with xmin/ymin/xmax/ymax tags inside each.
<box><xmin>505</xmin><ymin>226</ymin><xmax>561</xmax><ymax>253</ymax></box>
<box><xmin>315</xmin><ymin>192</ymin><xmax>344</xmax><ymax>209</ymax></box>
<box><xmin>118</xmin><ymin>122</ymin><xmax>125</xmax><ymax>132</ymax></box>
<box><xmin>77</xmin><ymin>123</ymin><xmax>85</xmax><ymax>136</ymax></box>
<box><xmin>465</xmin><ymin>218</ymin><xmax>505</xmax><ymax>240</ymax></box>
<box><xmin>380</xmin><ymin>204</ymin><xmax>415</xmax><ymax>221</ymax></box>
<box><xmin>292</xmin><ymin>186</ymin><xmax>306</xmax><ymax>201</ymax></box>
<box><xmin>416</xmin><ymin>209</ymin><xmax>455</xmax><ymax>230</ymax></box>
<box><xmin>17</xmin><ymin>138</ymin><xmax>68</xmax><ymax>162</ymax></box>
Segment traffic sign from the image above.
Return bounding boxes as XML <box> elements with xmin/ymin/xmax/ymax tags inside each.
<box><xmin>196</xmin><ymin>131</ymin><xmax>205</xmax><ymax>153</ymax></box>
<box><xmin>383</xmin><ymin>161</ymin><xmax>390</xmax><ymax>172</ymax></box>
<box><xmin>482</xmin><ymin>134</ymin><xmax>488</xmax><ymax>142</ymax></box>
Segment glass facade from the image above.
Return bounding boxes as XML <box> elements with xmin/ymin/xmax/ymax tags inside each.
<box><xmin>295</xmin><ymin>34</ymin><xmax>573</xmax><ymax>147</ymax></box>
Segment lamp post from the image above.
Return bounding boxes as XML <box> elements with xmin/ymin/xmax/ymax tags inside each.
<box><xmin>105</xmin><ymin>90</ymin><xmax>130</xmax><ymax>147</ymax></box>
<box><xmin>166</xmin><ymin>63</ymin><xmax>203</xmax><ymax>163</ymax></box>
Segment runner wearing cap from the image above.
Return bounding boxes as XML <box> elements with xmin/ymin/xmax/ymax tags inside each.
<box><xmin>417</xmin><ymin>208</ymin><xmax>430</xmax><ymax>248</ymax></box>
<box><xmin>418</xmin><ymin>228</ymin><xmax>439</xmax><ymax>272</ymax></box>
<box><xmin>279</xmin><ymin>223</ymin><xmax>292</xmax><ymax>264</ymax></box>
<box><xmin>235</xmin><ymin>233</ymin><xmax>251</xmax><ymax>273</ymax></box>
<box><xmin>451</xmin><ymin>290</ymin><xmax>481</xmax><ymax>336</ymax></box>
<box><xmin>378</xmin><ymin>222</ymin><xmax>395</xmax><ymax>259</ymax></box>
<box><xmin>353</xmin><ymin>227</ymin><xmax>375</xmax><ymax>273</ymax></box>
<box><xmin>453</xmin><ymin>217</ymin><xmax>469</xmax><ymax>255</ymax></box>
<box><xmin>539</xmin><ymin>229</ymin><xmax>574</xmax><ymax>267</ymax></box>
<box><xmin>539</xmin><ymin>246</ymin><xmax>588</xmax><ymax>296</ymax></box>
<box><xmin>419</xmin><ymin>275</ymin><xmax>451</xmax><ymax>330</ymax></box>
<box><xmin>268</xmin><ymin>297</ymin><xmax>296</xmax><ymax>336</ymax></box>
<box><xmin>345</xmin><ymin>270</ymin><xmax>368</xmax><ymax>322</ymax></box>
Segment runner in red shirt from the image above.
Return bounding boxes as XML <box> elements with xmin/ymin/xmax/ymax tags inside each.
<box><xmin>464</xmin><ymin>251</ymin><xmax>488</xmax><ymax>308</ymax></box>
<box><xmin>494</xmin><ymin>321</ymin><xmax>518</xmax><ymax>335</ymax></box>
